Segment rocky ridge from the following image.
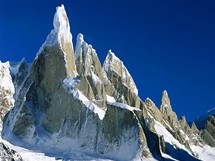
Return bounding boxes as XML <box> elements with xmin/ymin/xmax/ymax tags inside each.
<box><xmin>193</xmin><ymin>108</ymin><xmax>215</xmax><ymax>147</ymax></box>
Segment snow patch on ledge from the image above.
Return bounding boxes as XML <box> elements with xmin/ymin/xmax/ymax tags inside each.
<box><xmin>154</xmin><ymin>120</ymin><xmax>190</xmax><ymax>153</ymax></box>
<box><xmin>106</xmin><ymin>95</ymin><xmax>116</xmax><ymax>103</ymax></box>
<box><xmin>63</xmin><ymin>76</ymin><xmax>106</xmax><ymax>120</ymax></box>
<box><xmin>108</xmin><ymin>101</ymin><xmax>141</xmax><ymax>112</ymax></box>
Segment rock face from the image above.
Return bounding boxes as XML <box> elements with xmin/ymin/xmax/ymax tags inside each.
<box><xmin>1</xmin><ymin>4</ymin><xmax>215</xmax><ymax>161</ymax></box>
<box><xmin>103</xmin><ymin>50</ymin><xmax>138</xmax><ymax>96</ymax></box>
<box><xmin>160</xmin><ymin>90</ymin><xmax>179</xmax><ymax>129</ymax></box>
<box><xmin>0</xmin><ymin>61</ymin><xmax>15</xmax><ymax>130</ymax></box>
<box><xmin>37</xmin><ymin>4</ymin><xmax>77</xmax><ymax>78</ymax></box>
<box><xmin>193</xmin><ymin>108</ymin><xmax>215</xmax><ymax>147</ymax></box>
<box><xmin>199</xmin><ymin>116</ymin><xmax>215</xmax><ymax>147</ymax></box>
<box><xmin>0</xmin><ymin>142</ymin><xmax>23</xmax><ymax>161</ymax></box>
<box><xmin>0</xmin><ymin>61</ymin><xmax>24</xmax><ymax>161</ymax></box>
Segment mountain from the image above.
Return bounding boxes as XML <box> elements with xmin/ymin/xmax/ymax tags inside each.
<box><xmin>192</xmin><ymin>108</ymin><xmax>215</xmax><ymax>147</ymax></box>
<box><xmin>0</xmin><ymin>4</ymin><xmax>215</xmax><ymax>161</ymax></box>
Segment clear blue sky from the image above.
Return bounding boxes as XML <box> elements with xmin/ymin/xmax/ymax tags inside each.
<box><xmin>0</xmin><ymin>0</ymin><xmax>214</xmax><ymax>121</ymax></box>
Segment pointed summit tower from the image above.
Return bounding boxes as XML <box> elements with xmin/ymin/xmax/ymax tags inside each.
<box><xmin>37</xmin><ymin>4</ymin><xmax>76</xmax><ymax>77</ymax></box>
<box><xmin>103</xmin><ymin>50</ymin><xmax>138</xmax><ymax>95</ymax></box>
<box><xmin>7</xmin><ymin>5</ymin><xmax>78</xmax><ymax>135</ymax></box>
<box><xmin>160</xmin><ymin>90</ymin><xmax>179</xmax><ymax>127</ymax></box>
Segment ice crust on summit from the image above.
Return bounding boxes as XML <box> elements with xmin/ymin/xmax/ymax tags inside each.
<box><xmin>37</xmin><ymin>4</ymin><xmax>73</xmax><ymax>55</ymax></box>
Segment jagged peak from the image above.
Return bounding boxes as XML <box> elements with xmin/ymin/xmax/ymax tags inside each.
<box><xmin>74</xmin><ymin>33</ymin><xmax>84</xmax><ymax>59</ymax></box>
<box><xmin>103</xmin><ymin>50</ymin><xmax>138</xmax><ymax>95</ymax></box>
<box><xmin>107</xmin><ymin>49</ymin><xmax>115</xmax><ymax>57</ymax></box>
<box><xmin>181</xmin><ymin>115</ymin><xmax>187</xmax><ymax>123</ymax></box>
<box><xmin>37</xmin><ymin>4</ymin><xmax>73</xmax><ymax>55</ymax></box>
<box><xmin>160</xmin><ymin>90</ymin><xmax>172</xmax><ymax>110</ymax></box>
<box><xmin>145</xmin><ymin>97</ymin><xmax>156</xmax><ymax>107</ymax></box>
<box><xmin>75</xmin><ymin>33</ymin><xmax>96</xmax><ymax>59</ymax></box>
<box><xmin>105</xmin><ymin>49</ymin><xmax>120</xmax><ymax>64</ymax></box>
<box><xmin>179</xmin><ymin>115</ymin><xmax>188</xmax><ymax>127</ymax></box>
<box><xmin>53</xmin><ymin>4</ymin><xmax>70</xmax><ymax>33</ymax></box>
<box><xmin>159</xmin><ymin>90</ymin><xmax>180</xmax><ymax>127</ymax></box>
<box><xmin>191</xmin><ymin>122</ymin><xmax>199</xmax><ymax>131</ymax></box>
<box><xmin>162</xmin><ymin>90</ymin><xmax>169</xmax><ymax>99</ymax></box>
<box><xmin>35</xmin><ymin>4</ymin><xmax>77</xmax><ymax>77</ymax></box>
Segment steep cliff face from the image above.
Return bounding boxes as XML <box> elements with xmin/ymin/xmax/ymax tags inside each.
<box><xmin>37</xmin><ymin>4</ymin><xmax>77</xmax><ymax>77</ymax></box>
<box><xmin>199</xmin><ymin>116</ymin><xmax>215</xmax><ymax>147</ymax></box>
<box><xmin>0</xmin><ymin>61</ymin><xmax>25</xmax><ymax>161</ymax></box>
<box><xmin>103</xmin><ymin>50</ymin><xmax>142</xmax><ymax>110</ymax></box>
<box><xmin>0</xmin><ymin>61</ymin><xmax>15</xmax><ymax>130</ymax></box>
<box><xmin>193</xmin><ymin>108</ymin><xmax>215</xmax><ymax>147</ymax></box>
<box><xmin>160</xmin><ymin>90</ymin><xmax>179</xmax><ymax>129</ymax></box>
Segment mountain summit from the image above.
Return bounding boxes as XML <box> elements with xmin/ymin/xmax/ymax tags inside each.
<box><xmin>0</xmin><ymin>4</ymin><xmax>214</xmax><ymax>161</ymax></box>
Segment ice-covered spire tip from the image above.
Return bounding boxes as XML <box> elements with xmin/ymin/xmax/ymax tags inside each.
<box><xmin>107</xmin><ymin>49</ymin><xmax>116</xmax><ymax>58</ymax></box>
<box><xmin>37</xmin><ymin>4</ymin><xmax>73</xmax><ymax>55</ymax></box>
<box><xmin>53</xmin><ymin>4</ymin><xmax>70</xmax><ymax>33</ymax></box>
<box><xmin>162</xmin><ymin>90</ymin><xmax>168</xmax><ymax>96</ymax></box>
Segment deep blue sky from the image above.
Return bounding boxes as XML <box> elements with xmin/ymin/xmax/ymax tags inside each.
<box><xmin>0</xmin><ymin>0</ymin><xmax>214</xmax><ymax>121</ymax></box>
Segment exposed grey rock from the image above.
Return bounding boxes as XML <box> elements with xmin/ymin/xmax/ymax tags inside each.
<box><xmin>193</xmin><ymin>110</ymin><xmax>215</xmax><ymax>147</ymax></box>
<box><xmin>0</xmin><ymin>142</ymin><xmax>23</xmax><ymax>161</ymax></box>
<box><xmin>0</xmin><ymin>61</ymin><xmax>15</xmax><ymax>131</ymax></box>
<box><xmin>145</xmin><ymin>98</ymin><xmax>163</xmax><ymax>123</ymax></box>
<box><xmin>193</xmin><ymin>107</ymin><xmax>215</xmax><ymax>130</ymax></box>
<box><xmin>159</xmin><ymin>135</ymin><xmax>166</xmax><ymax>153</ymax></box>
<box><xmin>0</xmin><ymin>62</ymin><xmax>24</xmax><ymax>161</ymax></box>
<box><xmin>206</xmin><ymin>116</ymin><xmax>215</xmax><ymax>139</ymax></box>
<box><xmin>200</xmin><ymin>129</ymin><xmax>215</xmax><ymax>147</ymax></box>
<box><xmin>103</xmin><ymin>50</ymin><xmax>138</xmax><ymax>96</ymax></box>
<box><xmin>209</xmin><ymin>116</ymin><xmax>215</xmax><ymax>126</ymax></box>
<box><xmin>191</xmin><ymin>122</ymin><xmax>199</xmax><ymax>134</ymax></box>
<box><xmin>160</xmin><ymin>90</ymin><xmax>179</xmax><ymax>129</ymax></box>
<box><xmin>198</xmin><ymin>117</ymin><xmax>215</xmax><ymax>147</ymax></box>
<box><xmin>74</xmin><ymin>33</ymin><xmax>108</xmax><ymax>107</ymax></box>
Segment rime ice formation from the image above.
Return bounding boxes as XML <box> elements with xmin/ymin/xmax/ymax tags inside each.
<box><xmin>38</xmin><ymin>4</ymin><xmax>73</xmax><ymax>52</ymax></box>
